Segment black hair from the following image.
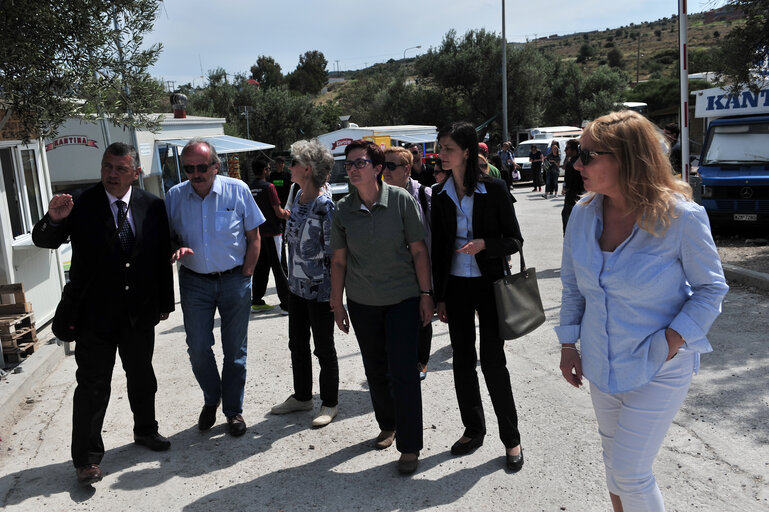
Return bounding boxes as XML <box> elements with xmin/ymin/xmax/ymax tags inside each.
<box><xmin>104</xmin><ymin>142</ymin><xmax>139</xmax><ymax>169</ymax></box>
<box><xmin>251</xmin><ymin>159</ymin><xmax>269</xmax><ymax>175</ymax></box>
<box><xmin>344</xmin><ymin>139</ymin><xmax>385</xmax><ymax>168</ymax></box>
<box><xmin>438</xmin><ymin>121</ymin><xmax>480</xmax><ymax>195</ymax></box>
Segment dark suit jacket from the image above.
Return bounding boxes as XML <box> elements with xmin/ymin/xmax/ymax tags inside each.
<box><xmin>431</xmin><ymin>176</ymin><xmax>523</xmax><ymax>303</ymax></box>
<box><xmin>33</xmin><ymin>183</ymin><xmax>174</xmax><ymax>333</ymax></box>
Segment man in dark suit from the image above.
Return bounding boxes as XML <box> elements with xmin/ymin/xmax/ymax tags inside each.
<box><xmin>33</xmin><ymin>142</ymin><xmax>175</xmax><ymax>486</ymax></box>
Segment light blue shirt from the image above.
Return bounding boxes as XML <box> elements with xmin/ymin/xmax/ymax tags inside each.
<box><xmin>439</xmin><ymin>176</ymin><xmax>486</xmax><ymax>277</ymax></box>
<box><xmin>165</xmin><ymin>175</ymin><xmax>265</xmax><ymax>274</ymax></box>
<box><xmin>556</xmin><ymin>194</ymin><xmax>728</xmax><ymax>394</ymax></box>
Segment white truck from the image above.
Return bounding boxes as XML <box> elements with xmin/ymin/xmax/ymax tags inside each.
<box><xmin>315</xmin><ymin>124</ymin><xmax>438</xmax><ymax>198</ymax></box>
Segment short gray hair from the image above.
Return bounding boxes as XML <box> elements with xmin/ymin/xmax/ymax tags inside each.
<box><xmin>290</xmin><ymin>139</ymin><xmax>334</xmax><ymax>188</ymax></box>
<box><xmin>181</xmin><ymin>138</ymin><xmax>220</xmax><ymax>165</ymax></box>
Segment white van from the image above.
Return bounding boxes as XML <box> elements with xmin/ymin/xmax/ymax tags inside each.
<box><xmin>513</xmin><ymin>137</ymin><xmax>577</xmax><ymax>181</ymax></box>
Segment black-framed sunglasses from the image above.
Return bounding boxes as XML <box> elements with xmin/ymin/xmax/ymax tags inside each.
<box><xmin>383</xmin><ymin>161</ymin><xmax>405</xmax><ymax>171</ymax></box>
<box><xmin>578</xmin><ymin>148</ymin><xmax>612</xmax><ymax>166</ymax></box>
<box><xmin>343</xmin><ymin>158</ymin><xmax>373</xmax><ymax>170</ymax></box>
<box><xmin>182</xmin><ymin>162</ymin><xmax>214</xmax><ymax>174</ymax></box>
<box><xmin>479</xmin><ymin>162</ymin><xmax>488</xmax><ymax>169</ymax></box>
<box><xmin>290</xmin><ymin>158</ymin><xmax>302</xmax><ymax>167</ymax></box>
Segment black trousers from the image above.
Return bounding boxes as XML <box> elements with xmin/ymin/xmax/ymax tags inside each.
<box><xmin>288</xmin><ymin>293</ymin><xmax>338</xmax><ymax>406</ymax></box>
<box><xmin>445</xmin><ymin>275</ymin><xmax>521</xmax><ymax>449</ymax></box>
<box><xmin>72</xmin><ymin>323</ymin><xmax>157</xmax><ymax>467</ymax></box>
<box><xmin>252</xmin><ymin>235</ymin><xmax>290</xmax><ymax>308</ymax></box>
<box><xmin>348</xmin><ymin>297</ymin><xmax>423</xmax><ymax>454</ymax></box>
<box><xmin>418</xmin><ymin>322</ymin><xmax>432</xmax><ymax>366</ymax></box>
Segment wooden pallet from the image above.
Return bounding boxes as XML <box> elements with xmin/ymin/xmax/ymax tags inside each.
<box><xmin>0</xmin><ymin>284</ymin><xmax>32</xmax><ymax>314</ymax></box>
<box><xmin>2</xmin><ymin>340</ymin><xmax>40</xmax><ymax>363</ymax></box>
<box><xmin>1</xmin><ymin>284</ymin><xmax>37</xmax><ymax>366</ymax></box>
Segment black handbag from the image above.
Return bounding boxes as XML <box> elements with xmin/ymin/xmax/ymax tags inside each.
<box><xmin>493</xmin><ymin>241</ymin><xmax>546</xmax><ymax>340</ymax></box>
<box><xmin>51</xmin><ymin>204</ymin><xmax>128</xmax><ymax>341</ymax></box>
<box><xmin>52</xmin><ymin>281</ymin><xmax>84</xmax><ymax>342</ymax></box>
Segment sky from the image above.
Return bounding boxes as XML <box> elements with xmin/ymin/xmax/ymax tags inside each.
<box><xmin>145</xmin><ymin>0</ymin><xmax>728</xmax><ymax>89</ymax></box>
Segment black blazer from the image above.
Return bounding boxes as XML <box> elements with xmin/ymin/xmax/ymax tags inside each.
<box><xmin>431</xmin><ymin>176</ymin><xmax>523</xmax><ymax>303</ymax></box>
<box><xmin>33</xmin><ymin>183</ymin><xmax>174</xmax><ymax>332</ymax></box>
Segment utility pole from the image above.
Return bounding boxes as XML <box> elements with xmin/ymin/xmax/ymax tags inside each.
<box><xmin>636</xmin><ymin>35</ymin><xmax>641</xmax><ymax>84</ymax></box>
<box><xmin>501</xmin><ymin>0</ymin><xmax>509</xmax><ymax>143</ymax></box>
<box><xmin>678</xmin><ymin>1</ymin><xmax>690</xmax><ymax>183</ymax></box>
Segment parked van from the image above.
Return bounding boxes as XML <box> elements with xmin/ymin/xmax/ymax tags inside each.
<box><xmin>693</xmin><ymin>85</ymin><xmax>769</xmax><ymax>228</ymax></box>
<box><xmin>512</xmin><ymin>137</ymin><xmax>576</xmax><ymax>182</ymax></box>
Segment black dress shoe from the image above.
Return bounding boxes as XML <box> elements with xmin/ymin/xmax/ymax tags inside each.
<box><xmin>227</xmin><ymin>415</ymin><xmax>247</xmax><ymax>437</ymax></box>
<box><xmin>198</xmin><ymin>402</ymin><xmax>219</xmax><ymax>431</ymax></box>
<box><xmin>506</xmin><ymin>447</ymin><xmax>524</xmax><ymax>473</ymax></box>
<box><xmin>397</xmin><ymin>452</ymin><xmax>420</xmax><ymax>475</ymax></box>
<box><xmin>76</xmin><ymin>463</ymin><xmax>102</xmax><ymax>486</ymax></box>
<box><xmin>450</xmin><ymin>435</ymin><xmax>484</xmax><ymax>456</ymax></box>
<box><xmin>134</xmin><ymin>432</ymin><xmax>171</xmax><ymax>451</ymax></box>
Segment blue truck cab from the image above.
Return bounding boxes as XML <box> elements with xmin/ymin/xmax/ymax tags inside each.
<box><xmin>694</xmin><ymin>86</ymin><xmax>769</xmax><ymax>228</ymax></box>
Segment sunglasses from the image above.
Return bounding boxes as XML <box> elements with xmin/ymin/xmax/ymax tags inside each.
<box><xmin>479</xmin><ymin>162</ymin><xmax>488</xmax><ymax>169</ymax></box>
<box><xmin>183</xmin><ymin>163</ymin><xmax>214</xmax><ymax>174</ymax></box>
<box><xmin>383</xmin><ymin>161</ymin><xmax>405</xmax><ymax>171</ymax></box>
<box><xmin>343</xmin><ymin>158</ymin><xmax>373</xmax><ymax>170</ymax></box>
<box><xmin>578</xmin><ymin>149</ymin><xmax>612</xmax><ymax>166</ymax></box>
<box><xmin>290</xmin><ymin>158</ymin><xmax>302</xmax><ymax>167</ymax></box>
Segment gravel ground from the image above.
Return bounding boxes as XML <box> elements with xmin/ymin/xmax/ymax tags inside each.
<box><xmin>715</xmin><ymin>235</ymin><xmax>769</xmax><ymax>275</ymax></box>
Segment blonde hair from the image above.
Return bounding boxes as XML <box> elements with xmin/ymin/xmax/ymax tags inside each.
<box><xmin>582</xmin><ymin>110</ymin><xmax>692</xmax><ymax>236</ymax></box>
<box><xmin>384</xmin><ymin>146</ymin><xmax>413</xmax><ymax>168</ymax></box>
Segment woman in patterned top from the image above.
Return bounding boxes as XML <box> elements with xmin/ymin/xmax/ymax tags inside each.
<box><xmin>269</xmin><ymin>139</ymin><xmax>339</xmax><ymax>428</ymax></box>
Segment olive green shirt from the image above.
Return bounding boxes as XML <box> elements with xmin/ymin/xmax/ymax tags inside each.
<box><xmin>331</xmin><ymin>182</ymin><xmax>424</xmax><ymax>306</ymax></box>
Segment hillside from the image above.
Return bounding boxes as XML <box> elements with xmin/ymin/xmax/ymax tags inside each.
<box><xmin>533</xmin><ymin>8</ymin><xmax>744</xmax><ymax>81</ymax></box>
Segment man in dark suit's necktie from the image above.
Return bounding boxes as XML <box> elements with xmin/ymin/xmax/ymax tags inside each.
<box><xmin>116</xmin><ymin>200</ymin><xmax>134</xmax><ymax>253</ymax></box>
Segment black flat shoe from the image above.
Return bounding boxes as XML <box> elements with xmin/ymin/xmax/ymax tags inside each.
<box><xmin>506</xmin><ymin>447</ymin><xmax>524</xmax><ymax>473</ymax></box>
<box><xmin>134</xmin><ymin>432</ymin><xmax>171</xmax><ymax>451</ymax></box>
<box><xmin>450</xmin><ymin>436</ymin><xmax>484</xmax><ymax>456</ymax></box>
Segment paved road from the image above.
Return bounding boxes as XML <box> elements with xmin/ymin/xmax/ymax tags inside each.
<box><xmin>1</xmin><ymin>190</ymin><xmax>767</xmax><ymax>511</ymax></box>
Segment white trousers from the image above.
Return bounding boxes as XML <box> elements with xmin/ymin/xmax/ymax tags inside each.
<box><xmin>590</xmin><ymin>351</ymin><xmax>695</xmax><ymax>512</ymax></box>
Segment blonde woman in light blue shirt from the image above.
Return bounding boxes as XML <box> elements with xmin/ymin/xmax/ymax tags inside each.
<box><xmin>556</xmin><ymin>110</ymin><xmax>728</xmax><ymax>512</ymax></box>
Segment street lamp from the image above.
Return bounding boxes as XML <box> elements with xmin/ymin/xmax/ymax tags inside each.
<box><xmin>238</xmin><ymin>106</ymin><xmax>254</xmax><ymax>140</ymax></box>
<box><xmin>403</xmin><ymin>45</ymin><xmax>422</xmax><ymax>59</ymax></box>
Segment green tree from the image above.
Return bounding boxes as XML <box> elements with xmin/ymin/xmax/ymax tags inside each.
<box><xmin>250</xmin><ymin>55</ymin><xmax>283</xmax><ymax>89</ymax></box>
<box><xmin>715</xmin><ymin>0</ymin><xmax>769</xmax><ymax>91</ymax></box>
<box><xmin>624</xmin><ymin>78</ymin><xmax>712</xmax><ymax>112</ymax></box>
<box><xmin>0</xmin><ymin>0</ymin><xmax>163</xmax><ymax>142</ymax></box>
<box><xmin>286</xmin><ymin>50</ymin><xmax>328</xmax><ymax>95</ymax></box>
<box><xmin>576</xmin><ymin>43</ymin><xmax>596</xmax><ymax>63</ymax></box>
<box><xmin>543</xmin><ymin>64</ymin><xmax>627</xmax><ymax>125</ymax></box>
<box><xmin>415</xmin><ymin>29</ymin><xmax>504</xmax><ymax>121</ymax></box>
<box><xmin>608</xmin><ymin>48</ymin><xmax>624</xmax><ymax>68</ymax></box>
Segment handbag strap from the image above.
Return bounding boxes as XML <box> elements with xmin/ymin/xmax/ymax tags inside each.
<box><xmin>503</xmin><ymin>239</ymin><xmax>527</xmax><ymax>276</ymax></box>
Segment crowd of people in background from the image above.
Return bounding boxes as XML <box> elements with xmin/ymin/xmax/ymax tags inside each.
<box><xmin>36</xmin><ymin>114</ymin><xmax>727</xmax><ymax>512</ymax></box>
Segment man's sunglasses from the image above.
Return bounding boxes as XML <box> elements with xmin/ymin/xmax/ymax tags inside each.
<box><xmin>183</xmin><ymin>163</ymin><xmax>214</xmax><ymax>174</ymax></box>
<box><xmin>479</xmin><ymin>162</ymin><xmax>488</xmax><ymax>169</ymax></box>
<box><xmin>578</xmin><ymin>149</ymin><xmax>612</xmax><ymax>166</ymax></box>
<box><xmin>343</xmin><ymin>158</ymin><xmax>373</xmax><ymax>170</ymax></box>
<box><xmin>383</xmin><ymin>161</ymin><xmax>405</xmax><ymax>171</ymax></box>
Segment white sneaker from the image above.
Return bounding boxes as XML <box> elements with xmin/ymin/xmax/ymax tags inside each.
<box><xmin>270</xmin><ymin>395</ymin><xmax>313</xmax><ymax>415</ymax></box>
<box><xmin>311</xmin><ymin>405</ymin><xmax>338</xmax><ymax>428</ymax></box>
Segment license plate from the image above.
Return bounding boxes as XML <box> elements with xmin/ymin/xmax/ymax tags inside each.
<box><xmin>733</xmin><ymin>214</ymin><xmax>757</xmax><ymax>221</ymax></box>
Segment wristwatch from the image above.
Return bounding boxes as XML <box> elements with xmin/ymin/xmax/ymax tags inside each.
<box><xmin>419</xmin><ymin>289</ymin><xmax>434</xmax><ymax>296</ymax></box>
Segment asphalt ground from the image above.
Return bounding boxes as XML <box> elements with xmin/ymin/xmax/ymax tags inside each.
<box><xmin>1</xmin><ymin>189</ymin><xmax>767</xmax><ymax>511</ymax></box>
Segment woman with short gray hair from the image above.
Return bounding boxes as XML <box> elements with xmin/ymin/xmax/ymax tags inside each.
<box><xmin>270</xmin><ymin>139</ymin><xmax>339</xmax><ymax>428</ymax></box>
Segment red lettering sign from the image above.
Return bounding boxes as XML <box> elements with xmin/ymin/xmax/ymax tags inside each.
<box><xmin>45</xmin><ymin>135</ymin><xmax>99</xmax><ymax>152</ymax></box>
<box><xmin>331</xmin><ymin>138</ymin><xmax>353</xmax><ymax>150</ymax></box>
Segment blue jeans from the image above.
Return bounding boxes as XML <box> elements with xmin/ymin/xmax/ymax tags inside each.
<box><xmin>179</xmin><ymin>266</ymin><xmax>251</xmax><ymax>417</ymax></box>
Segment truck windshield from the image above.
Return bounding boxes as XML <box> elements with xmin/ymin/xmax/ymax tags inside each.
<box><xmin>702</xmin><ymin>123</ymin><xmax>769</xmax><ymax>165</ymax></box>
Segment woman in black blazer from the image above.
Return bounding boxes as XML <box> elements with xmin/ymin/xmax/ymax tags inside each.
<box><xmin>431</xmin><ymin>122</ymin><xmax>525</xmax><ymax>472</ymax></box>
